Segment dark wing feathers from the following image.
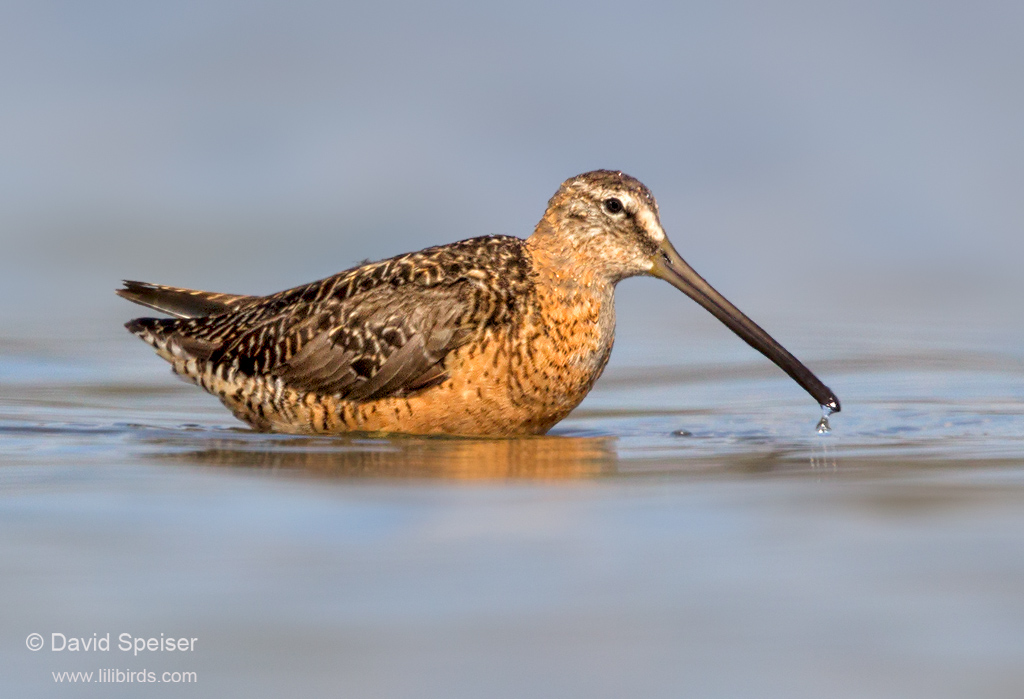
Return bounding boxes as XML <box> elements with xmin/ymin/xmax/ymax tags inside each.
<box><xmin>334</xmin><ymin>303</ymin><xmax>466</xmax><ymax>401</ymax></box>
<box><xmin>122</xmin><ymin>236</ymin><xmax>533</xmax><ymax>402</ymax></box>
<box><xmin>273</xmin><ymin>287</ymin><xmax>471</xmax><ymax>399</ymax></box>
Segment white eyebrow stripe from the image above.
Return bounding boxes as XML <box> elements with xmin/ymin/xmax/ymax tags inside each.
<box><xmin>637</xmin><ymin>208</ymin><xmax>665</xmax><ymax>241</ymax></box>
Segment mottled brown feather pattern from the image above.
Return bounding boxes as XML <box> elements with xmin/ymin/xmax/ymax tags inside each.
<box><xmin>125</xmin><ymin>235</ymin><xmax>557</xmax><ymax>432</ymax></box>
<box><xmin>120</xmin><ymin>170</ymin><xmax>837</xmax><ymax>436</ymax></box>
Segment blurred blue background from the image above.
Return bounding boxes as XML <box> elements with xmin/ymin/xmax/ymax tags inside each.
<box><xmin>3</xmin><ymin>0</ymin><xmax>1022</xmax><ymax>338</ymax></box>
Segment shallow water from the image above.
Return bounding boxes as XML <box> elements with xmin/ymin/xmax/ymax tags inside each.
<box><xmin>3</xmin><ymin>319</ymin><xmax>1024</xmax><ymax>697</ymax></box>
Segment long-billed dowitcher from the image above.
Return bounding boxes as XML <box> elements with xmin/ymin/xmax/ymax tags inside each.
<box><xmin>118</xmin><ymin>170</ymin><xmax>839</xmax><ymax>436</ymax></box>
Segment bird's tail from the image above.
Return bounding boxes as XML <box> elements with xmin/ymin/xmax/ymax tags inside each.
<box><xmin>116</xmin><ymin>280</ymin><xmax>254</xmax><ymax>319</ymax></box>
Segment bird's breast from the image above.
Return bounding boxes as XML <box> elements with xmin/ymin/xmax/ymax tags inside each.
<box><xmin>483</xmin><ymin>277</ymin><xmax>617</xmax><ymax>428</ymax></box>
<box><xmin>528</xmin><ymin>278</ymin><xmax>616</xmax><ymax>381</ymax></box>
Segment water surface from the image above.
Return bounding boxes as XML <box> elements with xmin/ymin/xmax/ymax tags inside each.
<box><xmin>2</xmin><ymin>320</ymin><xmax>1023</xmax><ymax>698</ymax></box>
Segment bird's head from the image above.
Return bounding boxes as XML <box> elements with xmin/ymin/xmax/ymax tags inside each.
<box><xmin>531</xmin><ymin>169</ymin><xmax>840</xmax><ymax>414</ymax></box>
<box><xmin>536</xmin><ymin>169</ymin><xmax>669</xmax><ymax>282</ymax></box>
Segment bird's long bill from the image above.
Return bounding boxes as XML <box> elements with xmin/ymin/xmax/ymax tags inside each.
<box><xmin>651</xmin><ymin>239</ymin><xmax>840</xmax><ymax>413</ymax></box>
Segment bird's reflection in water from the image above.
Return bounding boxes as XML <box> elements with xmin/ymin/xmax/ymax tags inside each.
<box><xmin>146</xmin><ymin>431</ymin><xmax>616</xmax><ymax>480</ymax></box>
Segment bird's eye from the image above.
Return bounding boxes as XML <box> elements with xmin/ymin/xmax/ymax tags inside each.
<box><xmin>603</xmin><ymin>198</ymin><xmax>623</xmax><ymax>214</ymax></box>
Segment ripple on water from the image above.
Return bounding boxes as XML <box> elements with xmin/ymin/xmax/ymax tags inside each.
<box><xmin>0</xmin><ymin>345</ymin><xmax>1022</xmax><ymax>477</ymax></box>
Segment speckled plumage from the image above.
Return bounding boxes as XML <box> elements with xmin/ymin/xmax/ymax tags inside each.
<box><xmin>120</xmin><ymin>170</ymin><xmax>839</xmax><ymax>436</ymax></box>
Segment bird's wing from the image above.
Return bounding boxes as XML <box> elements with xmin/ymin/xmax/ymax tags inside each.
<box><xmin>271</xmin><ymin>284</ymin><xmax>474</xmax><ymax>400</ymax></box>
<box><xmin>139</xmin><ymin>236</ymin><xmax>532</xmax><ymax>402</ymax></box>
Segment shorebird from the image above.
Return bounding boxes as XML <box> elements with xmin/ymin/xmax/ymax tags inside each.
<box><xmin>118</xmin><ymin>170</ymin><xmax>839</xmax><ymax>437</ymax></box>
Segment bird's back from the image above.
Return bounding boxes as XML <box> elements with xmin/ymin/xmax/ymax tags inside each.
<box><xmin>121</xmin><ymin>235</ymin><xmax>608</xmax><ymax>434</ymax></box>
